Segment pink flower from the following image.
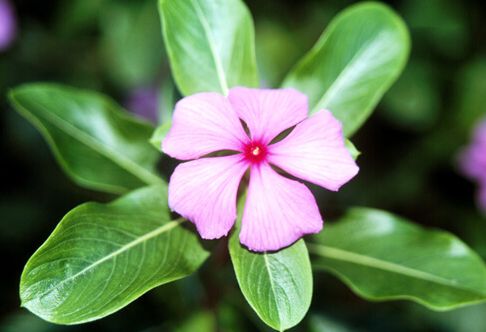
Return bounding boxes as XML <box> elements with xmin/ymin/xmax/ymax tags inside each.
<box><xmin>0</xmin><ymin>0</ymin><xmax>16</xmax><ymax>51</ymax></box>
<box><xmin>162</xmin><ymin>87</ymin><xmax>359</xmax><ymax>251</ymax></box>
<box><xmin>459</xmin><ymin>119</ymin><xmax>486</xmax><ymax>214</ymax></box>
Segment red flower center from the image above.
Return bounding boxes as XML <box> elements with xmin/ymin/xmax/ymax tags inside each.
<box><xmin>243</xmin><ymin>141</ymin><xmax>268</xmax><ymax>164</ymax></box>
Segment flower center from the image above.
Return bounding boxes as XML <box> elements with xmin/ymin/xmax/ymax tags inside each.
<box><xmin>243</xmin><ymin>141</ymin><xmax>268</xmax><ymax>164</ymax></box>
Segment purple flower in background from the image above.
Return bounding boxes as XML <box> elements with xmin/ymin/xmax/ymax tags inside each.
<box><xmin>459</xmin><ymin>119</ymin><xmax>486</xmax><ymax>214</ymax></box>
<box><xmin>162</xmin><ymin>87</ymin><xmax>359</xmax><ymax>252</ymax></box>
<box><xmin>125</xmin><ymin>87</ymin><xmax>159</xmax><ymax>124</ymax></box>
<box><xmin>0</xmin><ymin>0</ymin><xmax>16</xmax><ymax>51</ymax></box>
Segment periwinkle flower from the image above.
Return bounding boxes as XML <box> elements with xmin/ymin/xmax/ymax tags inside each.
<box><xmin>0</xmin><ymin>0</ymin><xmax>16</xmax><ymax>51</ymax></box>
<box><xmin>459</xmin><ymin>119</ymin><xmax>486</xmax><ymax>214</ymax></box>
<box><xmin>162</xmin><ymin>87</ymin><xmax>359</xmax><ymax>251</ymax></box>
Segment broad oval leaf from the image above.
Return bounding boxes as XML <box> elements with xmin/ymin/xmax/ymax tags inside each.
<box><xmin>20</xmin><ymin>186</ymin><xmax>209</xmax><ymax>324</ymax></box>
<box><xmin>159</xmin><ymin>0</ymin><xmax>258</xmax><ymax>96</ymax></box>
<box><xmin>230</xmin><ymin>238</ymin><xmax>312</xmax><ymax>331</ymax></box>
<box><xmin>283</xmin><ymin>2</ymin><xmax>410</xmax><ymax>136</ymax></box>
<box><xmin>9</xmin><ymin>83</ymin><xmax>164</xmax><ymax>194</ymax></box>
<box><xmin>309</xmin><ymin>208</ymin><xmax>486</xmax><ymax>310</ymax></box>
<box><xmin>229</xmin><ymin>198</ymin><xmax>312</xmax><ymax>331</ymax></box>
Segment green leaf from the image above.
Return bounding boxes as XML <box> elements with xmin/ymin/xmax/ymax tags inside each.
<box><xmin>150</xmin><ymin>121</ymin><xmax>172</xmax><ymax>150</ymax></box>
<box><xmin>309</xmin><ymin>208</ymin><xmax>486</xmax><ymax>310</ymax></box>
<box><xmin>283</xmin><ymin>2</ymin><xmax>410</xmax><ymax>136</ymax></box>
<box><xmin>345</xmin><ymin>139</ymin><xmax>360</xmax><ymax>160</ymax></box>
<box><xmin>20</xmin><ymin>186</ymin><xmax>209</xmax><ymax>324</ymax></box>
<box><xmin>229</xmin><ymin>197</ymin><xmax>312</xmax><ymax>331</ymax></box>
<box><xmin>9</xmin><ymin>83</ymin><xmax>164</xmax><ymax>194</ymax></box>
<box><xmin>159</xmin><ymin>0</ymin><xmax>258</xmax><ymax>96</ymax></box>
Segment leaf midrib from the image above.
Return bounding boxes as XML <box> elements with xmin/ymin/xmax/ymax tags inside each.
<box><xmin>307</xmin><ymin>243</ymin><xmax>484</xmax><ymax>294</ymax></box>
<box><xmin>12</xmin><ymin>94</ymin><xmax>162</xmax><ymax>186</ymax></box>
<box><xmin>23</xmin><ymin>220</ymin><xmax>183</xmax><ymax>304</ymax></box>
<box><xmin>263</xmin><ymin>253</ymin><xmax>282</xmax><ymax>327</ymax></box>
<box><xmin>191</xmin><ymin>0</ymin><xmax>229</xmax><ymax>95</ymax></box>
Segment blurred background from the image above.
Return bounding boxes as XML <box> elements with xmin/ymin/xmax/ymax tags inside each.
<box><xmin>1</xmin><ymin>0</ymin><xmax>486</xmax><ymax>331</ymax></box>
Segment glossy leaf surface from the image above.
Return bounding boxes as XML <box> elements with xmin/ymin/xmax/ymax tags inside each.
<box><xmin>159</xmin><ymin>0</ymin><xmax>258</xmax><ymax>96</ymax></box>
<box><xmin>310</xmin><ymin>208</ymin><xmax>486</xmax><ymax>310</ymax></box>
<box><xmin>9</xmin><ymin>84</ymin><xmax>163</xmax><ymax>194</ymax></box>
<box><xmin>20</xmin><ymin>186</ymin><xmax>209</xmax><ymax>324</ymax></box>
<box><xmin>283</xmin><ymin>2</ymin><xmax>410</xmax><ymax>136</ymax></box>
<box><xmin>229</xmin><ymin>198</ymin><xmax>312</xmax><ymax>331</ymax></box>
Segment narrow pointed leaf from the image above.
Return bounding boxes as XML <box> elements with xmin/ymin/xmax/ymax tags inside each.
<box><xmin>9</xmin><ymin>83</ymin><xmax>164</xmax><ymax>194</ymax></box>
<box><xmin>309</xmin><ymin>208</ymin><xmax>486</xmax><ymax>310</ymax></box>
<box><xmin>20</xmin><ymin>186</ymin><xmax>209</xmax><ymax>324</ymax></box>
<box><xmin>159</xmin><ymin>0</ymin><xmax>258</xmax><ymax>96</ymax></box>
<box><xmin>345</xmin><ymin>139</ymin><xmax>360</xmax><ymax>160</ymax></box>
<box><xmin>229</xmin><ymin>197</ymin><xmax>312</xmax><ymax>331</ymax></box>
<box><xmin>283</xmin><ymin>2</ymin><xmax>410</xmax><ymax>136</ymax></box>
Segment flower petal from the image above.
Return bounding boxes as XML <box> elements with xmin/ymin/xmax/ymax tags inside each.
<box><xmin>459</xmin><ymin>145</ymin><xmax>486</xmax><ymax>180</ymax></box>
<box><xmin>240</xmin><ymin>163</ymin><xmax>323</xmax><ymax>251</ymax></box>
<box><xmin>268</xmin><ymin>110</ymin><xmax>359</xmax><ymax>191</ymax></box>
<box><xmin>473</xmin><ymin>119</ymin><xmax>486</xmax><ymax>144</ymax></box>
<box><xmin>163</xmin><ymin>92</ymin><xmax>248</xmax><ymax>160</ymax></box>
<box><xmin>169</xmin><ymin>155</ymin><xmax>248</xmax><ymax>239</ymax></box>
<box><xmin>228</xmin><ymin>87</ymin><xmax>308</xmax><ymax>144</ymax></box>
